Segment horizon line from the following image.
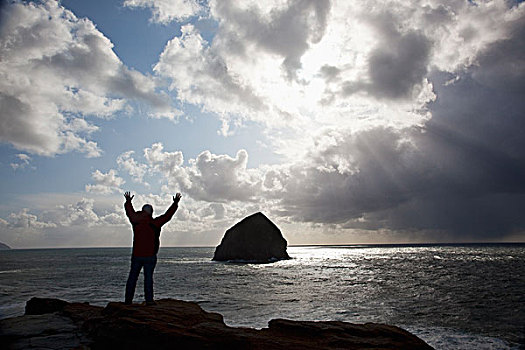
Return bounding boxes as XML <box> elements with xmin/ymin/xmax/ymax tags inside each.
<box><xmin>3</xmin><ymin>241</ymin><xmax>525</xmax><ymax>250</ymax></box>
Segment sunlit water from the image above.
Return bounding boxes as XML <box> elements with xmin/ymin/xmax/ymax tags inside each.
<box><xmin>0</xmin><ymin>244</ymin><xmax>523</xmax><ymax>349</ymax></box>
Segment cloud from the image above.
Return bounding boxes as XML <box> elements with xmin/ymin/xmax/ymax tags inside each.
<box><xmin>0</xmin><ymin>1</ymin><xmax>173</xmax><ymax>157</ymax></box>
<box><xmin>152</xmin><ymin>0</ymin><xmax>522</xmax><ymax>139</ymax></box>
<box><xmin>51</xmin><ymin>198</ymin><xmax>128</xmax><ymax>227</ymax></box>
<box><xmin>117</xmin><ymin>143</ymin><xmax>186</xmax><ymax>193</ymax></box>
<box><xmin>117</xmin><ymin>143</ymin><xmax>263</xmax><ymax>203</ymax></box>
<box><xmin>152</xmin><ymin>0</ymin><xmax>441</xmax><ymax>140</ymax></box>
<box><xmin>144</xmin><ymin>142</ymin><xmax>184</xmax><ymax>175</ymax></box>
<box><xmin>267</xmin><ymin>5</ymin><xmax>525</xmax><ymax>239</ymax></box>
<box><xmin>85</xmin><ymin>169</ymin><xmax>125</xmax><ymax>194</ymax></box>
<box><xmin>0</xmin><ymin>197</ymin><xmax>132</xmax><ymax>248</ymax></box>
<box><xmin>271</xmin><ymin>95</ymin><xmax>525</xmax><ymax>239</ymax></box>
<box><xmin>10</xmin><ymin>153</ymin><xmax>32</xmax><ymax>170</ymax></box>
<box><xmin>343</xmin><ymin>28</ymin><xmax>432</xmax><ymax>100</ymax></box>
<box><xmin>117</xmin><ymin>151</ymin><xmax>149</xmax><ymax>184</ymax></box>
<box><xmin>211</xmin><ymin>0</ymin><xmax>331</xmax><ymax>80</ymax></box>
<box><xmin>53</xmin><ymin>198</ymin><xmax>101</xmax><ymax>227</ymax></box>
<box><xmin>152</xmin><ymin>0</ymin><xmax>349</xmax><ymax>136</ymax></box>
<box><xmin>154</xmin><ymin>24</ymin><xmax>266</xmax><ymax>135</ymax></box>
<box><xmin>177</xmin><ymin>149</ymin><xmax>262</xmax><ymax>202</ymax></box>
<box><xmin>128</xmin><ymin>0</ymin><xmax>523</xmax><ymax>142</ymax></box>
<box><xmin>123</xmin><ymin>0</ymin><xmax>202</xmax><ymax>23</ymax></box>
<box><xmin>270</xmin><ymin>127</ymin><xmax>419</xmax><ymax>223</ymax></box>
<box><xmin>5</xmin><ymin>208</ymin><xmax>57</xmax><ymax>229</ymax></box>
<box><xmin>321</xmin><ymin>0</ymin><xmax>521</xmax><ymax>102</ymax></box>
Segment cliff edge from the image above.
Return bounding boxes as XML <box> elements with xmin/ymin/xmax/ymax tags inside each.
<box><xmin>0</xmin><ymin>297</ymin><xmax>434</xmax><ymax>349</ymax></box>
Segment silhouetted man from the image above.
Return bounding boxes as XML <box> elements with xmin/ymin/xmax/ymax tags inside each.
<box><xmin>124</xmin><ymin>191</ymin><xmax>182</xmax><ymax>305</ymax></box>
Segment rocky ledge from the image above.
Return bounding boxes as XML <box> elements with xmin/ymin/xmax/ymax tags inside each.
<box><xmin>0</xmin><ymin>297</ymin><xmax>433</xmax><ymax>349</ymax></box>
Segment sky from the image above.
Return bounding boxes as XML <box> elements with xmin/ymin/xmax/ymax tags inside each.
<box><xmin>0</xmin><ymin>0</ymin><xmax>524</xmax><ymax>248</ymax></box>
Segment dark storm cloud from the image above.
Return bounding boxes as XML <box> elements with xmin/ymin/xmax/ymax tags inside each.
<box><xmin>470</xmin><ymin>14</ymin><xmax>525</xmax><ymax>93</ymax></box>
<box><xmin>319</xmin><ymin>65</ymin><xmax>342</xmax><ymax>82</ymax></box>
<box><xmin>340</xmin><ymin>11</ymin><xmax>433</xmax><ymax>100</ymax></box>
<box><xmin>366</xmin><ymin>30</ymin><xmax>431</xmax><ymax>99</ymax></box>
<box><xmin>275</xmin><ymin>14</ymin><xmax>525</xmax><ymax>239</ymax></box>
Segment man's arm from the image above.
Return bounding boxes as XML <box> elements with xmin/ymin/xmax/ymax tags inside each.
<box><xmin>154</xmin><ymin>193</ymin><xmax>182</xmax><ymax>227</ymax></box>
<box><xmin>124</xmin><ymin>191</ymin><xmax>135</xmax><ymax>219</ymax></box>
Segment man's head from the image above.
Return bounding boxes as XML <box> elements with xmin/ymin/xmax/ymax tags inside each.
<box><xmin>142</xmin><ymin>204</ymin><xmax>153</xmax><ymax>216</ymax></box>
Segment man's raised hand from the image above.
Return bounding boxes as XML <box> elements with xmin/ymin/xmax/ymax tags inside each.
<box><xmin>124</xmin><ymin>191</ymin><xmax>134</xmax><ymax>202</ymax></box>
<box><xmin>173</xmin><ymin>193</ymin><xmax>182</xmax><ymax>204</ymax></box>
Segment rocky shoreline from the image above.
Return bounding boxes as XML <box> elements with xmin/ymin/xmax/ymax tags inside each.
<box><xmin>0</xmin><ymin>297</ymin><xmax>433</xmax><ymax>349</ymax></box>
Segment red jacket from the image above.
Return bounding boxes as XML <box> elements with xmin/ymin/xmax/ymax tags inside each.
<box><xmin>125</xmin><ymin>200</ymin><xmax>178</xmax><ymax>257</ymax></box>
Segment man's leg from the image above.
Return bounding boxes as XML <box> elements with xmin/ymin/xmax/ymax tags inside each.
<box><xmin>143</xmin><ymin>255</ymin><xmax>157</xmax><ymax>303</ymax></box>
<box><xmin>125</xmin><ymin>257</ymin><xmax>143</xmax><ymax>304</ymax></box>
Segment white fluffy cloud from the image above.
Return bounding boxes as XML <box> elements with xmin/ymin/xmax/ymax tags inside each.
<box><xmin>178</xmin><ymin>149</ymin><xmax>262</xmax><ymax>202</ymax></box>
<box><xmin>85</xmin><ymin>169</ymin><xmax>125</xmax><ymax>194</ymax></box>
<box><xmin>0</xmin><ymin>197</ymin><xmax>133</xmax><ymax>248</ymax></box>
<box><xmin>154</xmin><ymin>24</ymin><xmax>266</xmax><ymax>135</ymax></box>
<box><xmin>144</xmin><ymin>142</ymin><xmax>184</xmax><ymax>175</ymax></box>
<box><xmin>51</xmin><ymin>198</ymin><xmax>127</xmax><ymax>227</ymax></box>
<box><xmin>5</xmin><ymin>208</ymin><xmax>57</xmax><ymax>230</ymax></box>
<box><xmin>0</xmin><ymin>1</ymin><xmax>174</xmax><ymax>157</ymax></box>
<box><xmin>117</xmin><ymin>143</ymin><xmax>263</xmax><ymax>203</ymax></box>
<box><xmin>117</xmin><ymin>151</ymin><xmax>149</xmax><ymax>184</ymax></box>
<box><xmin>123</xmin><ymin>0</ymin><xmax>202</xmax><ymax>23</ymax></box>
<box><xmin>2</xmin><ymin>197</ymin><xmax>127</xmax><ymax>230</ymax></box>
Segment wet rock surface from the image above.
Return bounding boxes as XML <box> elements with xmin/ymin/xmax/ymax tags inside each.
<box><xmin>213</xmin><ymin>212</ymin><xmax>290</xmax><ymax>263</ymax></box>
<box><xmin>0</xmin><ymin>297</ymin><xmax>433</xmax><ymax>349</ymax></box>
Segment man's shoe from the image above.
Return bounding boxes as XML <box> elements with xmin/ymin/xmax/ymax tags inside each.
<box><xmin>145</xmin><ymin>300</ymin><xmax>157</xmax><ymax>306</ymax></box>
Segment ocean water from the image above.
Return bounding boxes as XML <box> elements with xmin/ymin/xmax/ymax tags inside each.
<box><xmin>0</xmin><ymin>244</ymin><xmax>524</xmax><ymax>349</ymax></box>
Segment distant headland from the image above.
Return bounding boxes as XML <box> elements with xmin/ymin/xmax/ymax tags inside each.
<box><xmin>0</xmin><ymin>242</ymin><xmax>11</xmax><ymax>250</ymax></box>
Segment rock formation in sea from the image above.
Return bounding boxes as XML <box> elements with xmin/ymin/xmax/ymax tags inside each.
<box><xmin>213</xmin><ymin>212</ymin><xmax>290</xmax><ymax>263</ymax></box>
<box><xmin>0</xmin><ymin>242</ymin><xmax>11</xmax><ymax>250</ymax></box>
<box><xmin>0</xmin><ymin>297</ymin><xmax>434</xmax><ymax>349</ymax></box>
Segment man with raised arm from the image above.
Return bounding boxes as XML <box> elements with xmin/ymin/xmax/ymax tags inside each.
<box><xmin>123</xmin><ymin>191</ymin><xmax>182</xmax><ymax>305</ymax></box>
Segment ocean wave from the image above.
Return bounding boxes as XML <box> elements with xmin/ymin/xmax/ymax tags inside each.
<box><xmin>405</xmin><ymin>326</ymin><xmax>521</xmax><ymax>350</ymax></box>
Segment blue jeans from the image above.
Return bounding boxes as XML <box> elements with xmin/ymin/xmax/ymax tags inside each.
<box><xmin>125</xmin><ymin>255</ymin><xmax>157</xmax><ymax>303</ymax></box>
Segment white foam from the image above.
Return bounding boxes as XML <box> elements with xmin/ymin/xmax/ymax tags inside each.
<box><xmin>404</xmin><ymin>326</ymin><xmax>521</xmax><ymax>350</ymax></box>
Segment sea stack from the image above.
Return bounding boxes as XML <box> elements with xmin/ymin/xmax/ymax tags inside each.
<box><xmin>213</xmin><ymin>212</ymin><xmax>290</xmax><ymax>263</ymax></box>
